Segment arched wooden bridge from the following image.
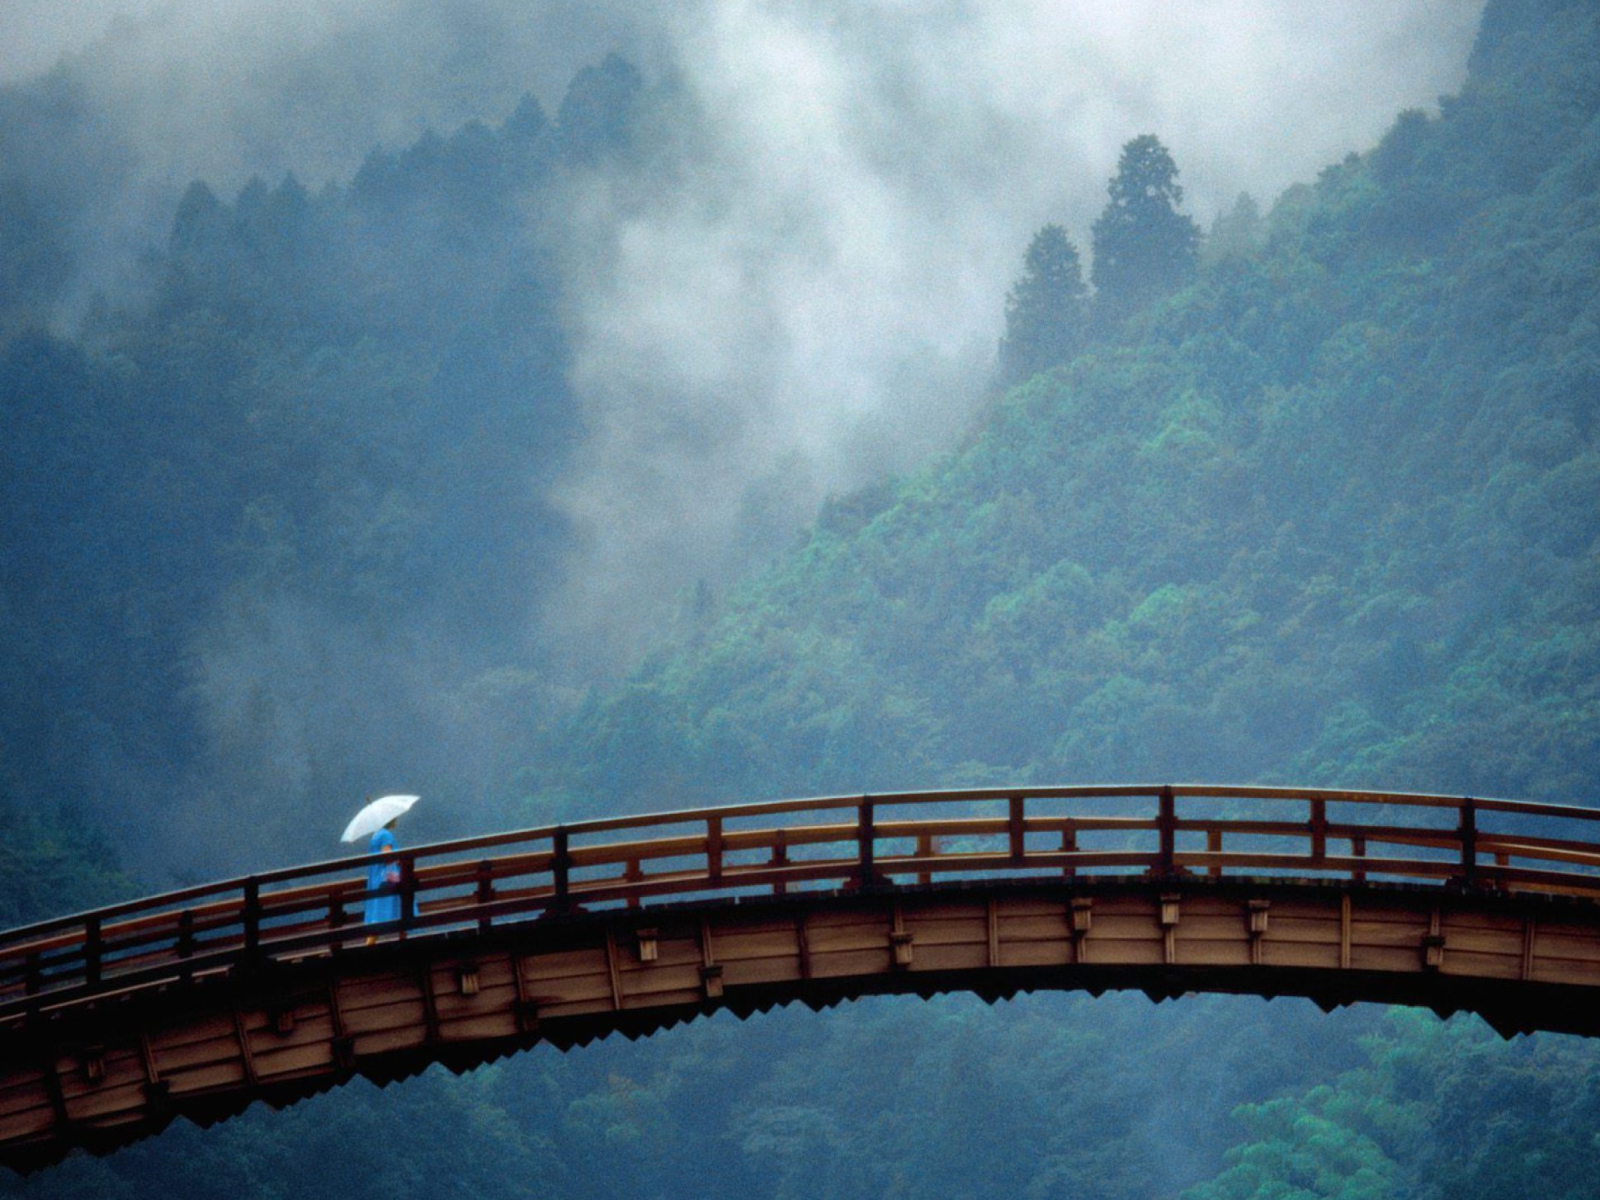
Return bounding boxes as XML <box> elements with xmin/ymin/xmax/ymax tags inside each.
<box><xmin>7</xmin><ymin>783</ymin><xmax>1600</xmax><ymax>1171</ymax></box>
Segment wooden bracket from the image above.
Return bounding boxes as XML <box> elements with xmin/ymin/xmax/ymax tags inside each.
<box><xmin>605</xmin><ymin>927</ymin><xmax>624</xmax><ymax>1011</ymax></box>
<box><xmin>457</xmin><ymin>963</ymin><xmax>481</xmax><ymax>996</ymax></box>
<box><xmin>636</xmin><ymin>928</ymin><xmax>659</xmax><ymax>963</ymax></box>
<box><xmin>1248</xmin><ymin>900</ymin><xmax>1270</xmax><ymax>965</ymax></box>
<box><xmin>80</xmin><ymin>1046</ymin><xmax>106</xmax><ymax>1085</ymax></box>
<box><xmin>1070</xmin><ymin>898</ymin><xmax>1094</xmax><ymax>935</ymax></box>
<box><xmin>1070</xmin><ymin>897</ymin><xmax>1092</xmax><ymax>964</ymax></box>
<box><xmin>1422</xmin><ymin>935</ymin><xmax>1446</xmax><ymax>970</ymax></box>
<box><xmin>700</xmin><ymin>918</ymin><xmax>723</xmax><ymax>998</ymax></box>
<box><xmin>890</xmin><ymin>905</ymin><xmax>914</xmax><ymax>968</ymax></box>
<box><xmin>1160</xmin><ymin>894</ymin><xmax>1180</xmax><ymax>965</ymax></box>
<box><xmin>1423</xmin><ymin>909</ymin><xmax>1445</xmax><ymax>970</ymax></box>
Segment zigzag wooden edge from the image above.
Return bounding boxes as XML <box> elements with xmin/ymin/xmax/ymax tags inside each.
<box><xmin>6</xmin><ymin>876</ymin><xmax>1600</xmax><ymax>1172</ymax></box>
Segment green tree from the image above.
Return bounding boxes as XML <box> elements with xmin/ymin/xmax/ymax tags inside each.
<box><xmin>998</xmin><ymin>223</ymin><xmax>1088</xmax><ymax>383</ymax></box>
<box><xmin>1091</xmin><ymin>134</ymin><xmax>1201</xmax><ymax>322</ymax></box>
<box><xmin>1205</xmin><ymin>192</ymin><xmax>1262</xmax><ymax>265</ymax></box>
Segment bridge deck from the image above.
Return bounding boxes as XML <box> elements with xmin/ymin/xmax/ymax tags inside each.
<box><xmin>4</xmin><ymin>784</ymin><xmax>1600</xmax><ymax>1172</ymax></box>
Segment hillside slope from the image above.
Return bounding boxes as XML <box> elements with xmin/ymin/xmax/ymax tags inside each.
<box><xmin>542</xmin><ymin>0</ymin><xmax>1600</xmax><ymax>819</ymax></box>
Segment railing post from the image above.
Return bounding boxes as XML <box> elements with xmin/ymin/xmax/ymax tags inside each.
<box><xmin>707</xmin><ymin>815</ymin><xmax>724</xmax><ymax>883</ymax></box>
<box><xmin>243</xmin><ymin>877</ymin><xmax>261</xmax><ymax>962</ymax></box>
<box><xmin>178</xmin><ymin>908</ymin><xmax>195</xmax><ymax>984</ymax></box>
<box><xmin>474</xmin><ymin>861</ymin><xmax>495</xmax><ymax>933</ymax></box>
<box><xmin>1008</xmin><ymin>795</ymin><xmax>1026</xmax><ymax>865</ymax></box>
<box><xmin>1157</xmin><ymin>786</ymin><xmax>1177</xmax><ymax>878</ymax></box>
<box><xmin>399</xmin><ymin>854</ymin><xmax>417</xmax><ymax>935</ymax></box>
<box><xmin>84</xmin><ymin>915</ymin><xmax>102</xmax><ymax>989</ymax></box>
<box><xmin>771</xmin><ymin>829</ymin><xmax>789</xmax><ymax>897</ymax></box>
<box><xmin>1309</xmin><ymin>797</ymin><xmax>1327</xmax><ymax>864</ymax></box>
<box><xmin>1457</xmin><ymin>798</ymin><xmax>1478</xmax><ymax>889</ymax></box>
<box><xmin>551</xmin><ymin>827</ymin><xmax>571</xmax><ymax>915</ymax></box>
<box><xmin>857</xmin><ymin>798</ymin><xmax>878</xmax><ymax>888</ymax></box>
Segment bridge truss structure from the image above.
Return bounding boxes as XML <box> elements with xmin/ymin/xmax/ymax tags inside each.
<box><xmin>5</xmin><ymin>783</ymin><xmax>1600</xmax><ymax>1170</ymax></box>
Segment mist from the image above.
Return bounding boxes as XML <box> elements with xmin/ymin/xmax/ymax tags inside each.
<box><xmin>2</xmin><ymin>1</ymin><xmax>1485</xmax><ymax>873</ymax></box>
<box><xmin>10</xmin><ymin>3</ymin><xmax>1483</xmax><ymax>660</ymax></box>
<box><xmin>537</xmin><ymin>2</ymin><xmax>1484</xmax><ymax>662</ymax></box>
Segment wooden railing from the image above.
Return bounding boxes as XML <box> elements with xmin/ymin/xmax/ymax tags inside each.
<box><xmin>4</xmin><ymin>784</ymin><xmax>1600</xmax><ymax>1027</ymax></box>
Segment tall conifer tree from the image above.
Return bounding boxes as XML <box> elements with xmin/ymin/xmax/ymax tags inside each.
<box><xmin>1090</xmin><ymin>135</ymin><xmax>1201</xmax><ymax>322</ymax></box>
<box><xmin>999</xmin><ymin>224</ymin><xmax>1088</xmax><ymax>383</ymax></box>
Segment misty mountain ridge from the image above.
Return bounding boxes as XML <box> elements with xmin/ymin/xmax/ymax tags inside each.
<box><xmin>528</xmin><ymin>0</ymin><xmax>1600</xmax><ymax>822</ymax></box>
<box><xmin>6</xmin><ymin>1</ymin><xmax>1600</xmax><ymax>1196</ymax></box>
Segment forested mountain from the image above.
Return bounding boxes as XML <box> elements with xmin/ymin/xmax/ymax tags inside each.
<box><xmin>539</xmin><ymin>0</ymin><xmax>1600</xmax><ymax>819</ymax></box>
<box><xmin>0</xmin><ymin>55</ymin><xmax>671</xmax><ymax>873</ymax></box>
<box><xmin>5</xmin><ymin>0</ymin><xmax>1600</xmax><ymax>1196</ymax></box>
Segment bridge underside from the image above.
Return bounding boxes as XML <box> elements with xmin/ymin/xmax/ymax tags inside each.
<box><xmin>6</xmin><ymin>877</ymin><xmax>1600</xmax><ymax>1171</ymax></box>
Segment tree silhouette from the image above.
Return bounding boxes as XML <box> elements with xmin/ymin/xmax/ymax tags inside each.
<box><xmin>1090</xmin><ymin>135</ymin><xmax>1201</xmax><ymax>322</ymax></box>
<box><xmin>999</xmin><ymin>224</ymin><xmax>1088</xmax><ymax>383</ymax></box>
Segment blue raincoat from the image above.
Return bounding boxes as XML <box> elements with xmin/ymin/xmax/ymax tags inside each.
<box><xmin>365</xmin><ymin>827</ymin><xmax>403</xmax><ymax>925</ymax></box>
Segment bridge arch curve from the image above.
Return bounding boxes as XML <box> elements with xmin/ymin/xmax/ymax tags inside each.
<box><xmin>5</xmin><ymin>783</ymin><xmax>1600</xmax><ymax>1171</ymax></box>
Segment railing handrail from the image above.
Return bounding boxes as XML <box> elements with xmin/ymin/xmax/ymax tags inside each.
<box><xmin>2</xmin><ymin>782</ymin><xmax>1590</xmax><ymax>946</ymax></box>
<box><xmin>4</xmin><ymin>783</ymin><xmax>1599</xmax><ymax>1023</ymax></box>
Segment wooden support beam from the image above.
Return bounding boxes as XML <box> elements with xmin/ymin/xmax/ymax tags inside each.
<box><xmin>511</xmin><ymin>954</ymin><xmax>535</xmax><ymax>1035</ymax></box>
<box><xmin>1521</xmin><ymin>917</ymin><xmax>1537</xmax><ymax>981</ymax></box>
<box><xmin>796</xmin><ymin>914</ymin><xmax>812</xmax><ymax>980</ymax></box>
<box><xmin>890</xmin><ymin>904</ymin><xmax>913</xmax><ymax>969</ymax></box>
<box><xmin>327</xmin><ymin>983</ymin><xmax>353</xmax><ymax>1070</ymax></box>
<box><xmin>419</xmin><ymin>965</ymin><xmax>440</xmax><ymax>1043</ymax></box>
<box><xmin>1070</xmin><ymin>898</ymin><xmax>1092</xmax><ymax>964</ymax></box>
<box><xmin>987</xmin><ymin>898</ymin><xmax>1000</xmax><ymax>968</ymax></box>
<box><xmin>1422</xmin><ymin>909</ymin><xmax>1445</xmax><ymax>971</ymax></box>
<box><xmin>1247</xmin><ymin>900</ymin><xmax>1270</xmax><ymax>966</ymax></box>
<box><xmin>605</xmin><ymin>927</ymin><xmax>624</xmax><ymax>1011</ymax></box>
<box><xmin>137</xmin><ymin>1032</ymin><xmax>161</xmax><ymax>1089</ymax></box>
<box><xmin>1159</xmin><ymin>894</ymin><xmax>1180</xmax><ymax>965</ymax></box>
<box><xmin>635</xmin><ymin>928</ymin><xmax>659</xmax><ymax>963</ymax></box>
<box><xmin>1339</xmin><ymin>895</ymin><xmax>1351</xmax><ymax>970</ymax></box>
<box><xmin>700</xmin><ymin>918</ymin><xmax>723</xmax><ymax>999</ymax></box>
<box><xmin>1008</xmin><ymin>795</ymin><xmax>1026</xmax><ymax>864</ymax></box>
<box><xmin>40</xmin><ymin>1054</ymin><xmax>70</xmax><ymax>1137</ymax></box>
<box><xmin>233</xmin><ymin>1009</ymin><xmax>259</xmax><ymax>1087</ymax></box>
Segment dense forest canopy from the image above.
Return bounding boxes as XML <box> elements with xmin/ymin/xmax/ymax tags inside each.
<box><xmin>5</xmin><ymin>0</ymin><xmax>1600</xmax><ymax>1196</ymax></box>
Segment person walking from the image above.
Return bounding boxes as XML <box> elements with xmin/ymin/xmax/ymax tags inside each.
<box><xmin>365</xmin><ymin>819</ymin><xmax>403</xmax><ymax>941</ymax></box>
<box><xmin>339</xmin><ymin>794</ymin><xmax>419</xmax><ymax>945</ymax></box>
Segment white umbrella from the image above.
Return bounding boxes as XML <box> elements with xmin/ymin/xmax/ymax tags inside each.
<box><xmin>341</xmin><ymin>794</ymin><xmax>420</xmax><ymax>843</ymax></box>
